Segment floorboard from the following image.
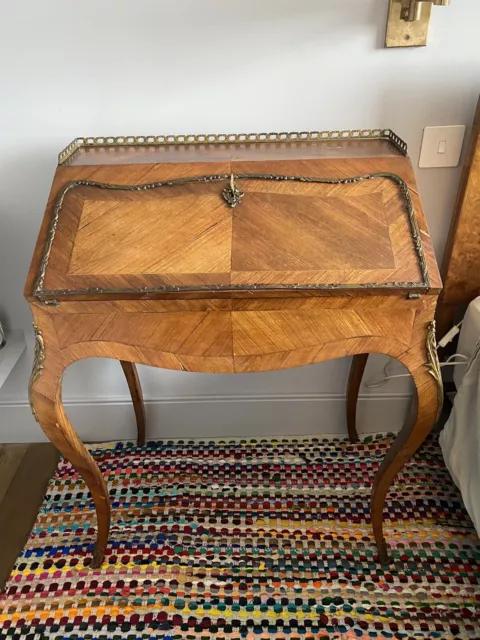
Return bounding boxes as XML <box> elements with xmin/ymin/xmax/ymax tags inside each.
<box><xmin>0</xmin><ymin>445</ymin><xmax>27</xmax><ymax>504</ymax></box>
<box><xmin>0</xmin><ymin>443</ymin><xmax>59</xmax><ymax>592</ymax></box>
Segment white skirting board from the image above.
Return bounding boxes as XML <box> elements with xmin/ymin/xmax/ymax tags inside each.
<box><xmin>0</xmin><ymin>393</ymin><xmax>410</xmax><ymax>443</ymax></box>
<box><xmin>0</xmin><ymin>331</ymin><xmax>26</xmax><ymax>390</ymax></box>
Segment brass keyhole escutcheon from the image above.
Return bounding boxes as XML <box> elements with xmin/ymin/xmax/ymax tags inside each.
<box><xmin>222</xmin><ymin>174</ymin><xmax>244</xmax><ymax>208</ymax></box>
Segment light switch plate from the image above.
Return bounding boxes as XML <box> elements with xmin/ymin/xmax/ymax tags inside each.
<box><xmin>419</xmin><ymin>125</ymin><xmax>466</xmax><ymax>168</ymax></box>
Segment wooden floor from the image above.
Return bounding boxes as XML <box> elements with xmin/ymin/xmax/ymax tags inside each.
<box><xmin>0</xmin><ymin>443</ymin><xmax>59</xmax><ymax>592</ymax></box>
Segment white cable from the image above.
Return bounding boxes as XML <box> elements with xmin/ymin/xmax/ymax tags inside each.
<box><xmin>366</xmin><ymin>354</ymin><xmax>469</xmax><ymax>388</ymax></box>
<box><xmin>366</xmin><ymin>316</ymin><xmax>469</xmax><ymax>388</ymax></box>
<box><xmin>437</xmin><ymin>320</ymin><xmax>464</xmax><ymax>348</ymax></box>
<box><xmin>366</xmin><ymin>373</ymin><xmax>411</xmax><ymax>385</ymax></box>
<box><xmin>445</xmin><ymin>353</ymin><xmax>469</xmax><ymax>363</ymax></box>
<box><xmin>441</xmin><ymin>362</ymin><xmax>468</xmax><ymax>367</ymax></box>
<box><xmin>365</xmin><ymin>360</ymin><xmax>392</xmax><ymax>388</ymax></box>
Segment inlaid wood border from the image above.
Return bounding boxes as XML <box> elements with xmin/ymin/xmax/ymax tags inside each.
<box><xmin>34</xmin><ymin>172</ymin><xmax>430</xmax><ymax>301</ymax></box>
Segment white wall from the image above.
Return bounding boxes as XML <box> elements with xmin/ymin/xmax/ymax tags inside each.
<box><xmin>0</xmin><ymin>0</ymin><xmax>479</xmax><ymax>442</ymax></box>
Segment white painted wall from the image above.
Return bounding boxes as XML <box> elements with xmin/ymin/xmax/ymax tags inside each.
<box><xmin>0</xmin><ymin>0</ymin><xmax>479</xmax><ymax>442</ymax></box>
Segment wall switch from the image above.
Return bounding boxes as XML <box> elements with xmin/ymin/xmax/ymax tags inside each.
<box><xmin>419</xmin><ymin>125</ymin><xmax>466</xmax><ymax>168</ymax></box>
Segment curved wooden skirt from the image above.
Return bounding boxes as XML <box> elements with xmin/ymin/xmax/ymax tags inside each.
<box><xmin>28</xmin><ymin>294</ymin><xmax>441</xmax><ymax>567</ymax></box>
<box><xmin>31</xmin><ymin>296</ymin><xmax>433</xmax><ymax>373</ymax></box>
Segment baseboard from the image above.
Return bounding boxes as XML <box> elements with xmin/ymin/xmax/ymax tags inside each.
<box><xmin>0</xmin><ymin>393</ymin><xmax>411</xmax><ymax>443</ymax></box>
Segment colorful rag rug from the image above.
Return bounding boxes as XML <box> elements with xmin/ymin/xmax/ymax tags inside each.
<box><xmin>1</xmin><ymin>434</ymin><xmax>479</xmax><ymax>639</ymax></box>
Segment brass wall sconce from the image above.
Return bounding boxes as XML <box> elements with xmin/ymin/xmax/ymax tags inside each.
<box><xmin>385</xmin><ymin>0</ymin><xmax>450</xmax><ymax>48</ymax></box>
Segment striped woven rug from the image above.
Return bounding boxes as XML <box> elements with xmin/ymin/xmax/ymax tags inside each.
<box><xmin>1</xmin><ymin>434</ymin><xmax>479</xmax><ymax>639</ymax></box>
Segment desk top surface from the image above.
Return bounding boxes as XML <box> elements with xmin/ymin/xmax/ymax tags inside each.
<box><xmin>25</xmin><ymin>134</ymin><xmax>441</xmax><ymax>302</ymax></box>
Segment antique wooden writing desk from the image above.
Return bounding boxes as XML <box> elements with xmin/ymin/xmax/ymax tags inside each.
<box><xmin>25</xmin><ymin>130</ymin><xmax>442</xmax><ymax>568</ymax></box>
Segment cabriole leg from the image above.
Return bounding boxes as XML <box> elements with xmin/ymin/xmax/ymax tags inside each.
<box><xmin>120</xmin><ymin>360</ymin><xmax>146</xmax><ymax>446</ymax></box>
<box><xmin>371</xmin><ymin>322</ymin><xmax>442</xmax><ymax>564</ymax></box>
<box><xmin>346</xmin><ymin>353</ymin><xmax>369</xmax><ymax>443</ymax></box>
<box><xmin>29</xmin><ymin>325</ymin><xmax>111</xmax><ymax>568</ymax></box>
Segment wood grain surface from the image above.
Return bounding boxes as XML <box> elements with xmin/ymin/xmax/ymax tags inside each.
<box><xmin>25</xmin><ymin>155</ymin><xmax>441</xmax><ymax>300</ymax></box>
<box><xmin>120</xmin><ymin>361</ymin><xmax>146</xmax><ymax>446</ymax></box>
<box><xmin>346</xmin><ymin>354</ymin><xmax>369</xmax><ymax>444</ymax></box>
<box><xmin>28</xmin><ymin>293</ymin><xmax>440</xmax><ymax>566</ymax></box>
<box><xmin>25</xmin><ymin>138</ymin><xmax>442</xmax><ymax>568</ymax></box>
<box><xmin>437</xmin><ymin>96</ymin><xmax>480</xmax><ymax>338</ymax></box>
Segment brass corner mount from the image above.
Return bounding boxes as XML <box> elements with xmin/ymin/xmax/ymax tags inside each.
<box><xmin>385</xmin><ymin>0</ymin><xmax>450</xmax><ymax>48</ymax></box>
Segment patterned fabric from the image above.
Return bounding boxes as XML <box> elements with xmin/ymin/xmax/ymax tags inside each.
<box><xmin>1</xmin><ymin>434</ymin><xmax>479</xmax><ymax>639</ymax></box>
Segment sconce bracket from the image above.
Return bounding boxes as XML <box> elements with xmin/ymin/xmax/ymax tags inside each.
<box><xmin>385</xmin><ymin>0</ymin><xmax>433</xmax><ymax>47</ymax></box>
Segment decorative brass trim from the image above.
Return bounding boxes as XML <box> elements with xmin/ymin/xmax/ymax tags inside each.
<box><xmin>38</xmin><ymin>283</ymin><xmax>429</xmax><ymax>299</ymax></box>
<box><xmin>222</xmin><ymin>174</ymin><xmax>244</xmax><ymax>208</ymax></box>
<box><xmin>57</xmin><ymin>128</ymin><xmax>408</xmax><ymax>165</ymax></box>
<box><xmin>34</xmin><ymin>171</ymin><xmax>429</xmax><ymax>299</ymax></box>
<box><xmin>426</xmin><ymin>320</ymin><xmax>443</xmax><ymax>421</ymax></box>
<box><xmin>28</xmin><ymin>323</ymin><xmax>45</xmax><ymax>421</ymax></box>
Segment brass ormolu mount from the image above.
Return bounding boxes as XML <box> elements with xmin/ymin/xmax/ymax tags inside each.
<box><xmin>385</xmin><ymin>0</ymin><xmax>450</xmax><ymax>48</ymax></box>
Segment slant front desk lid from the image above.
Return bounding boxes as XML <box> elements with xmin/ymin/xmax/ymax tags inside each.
<box><xmin>26</xmin><ymin>130</ymin><xmax>441</xmax><ymax>301</ymax></box>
